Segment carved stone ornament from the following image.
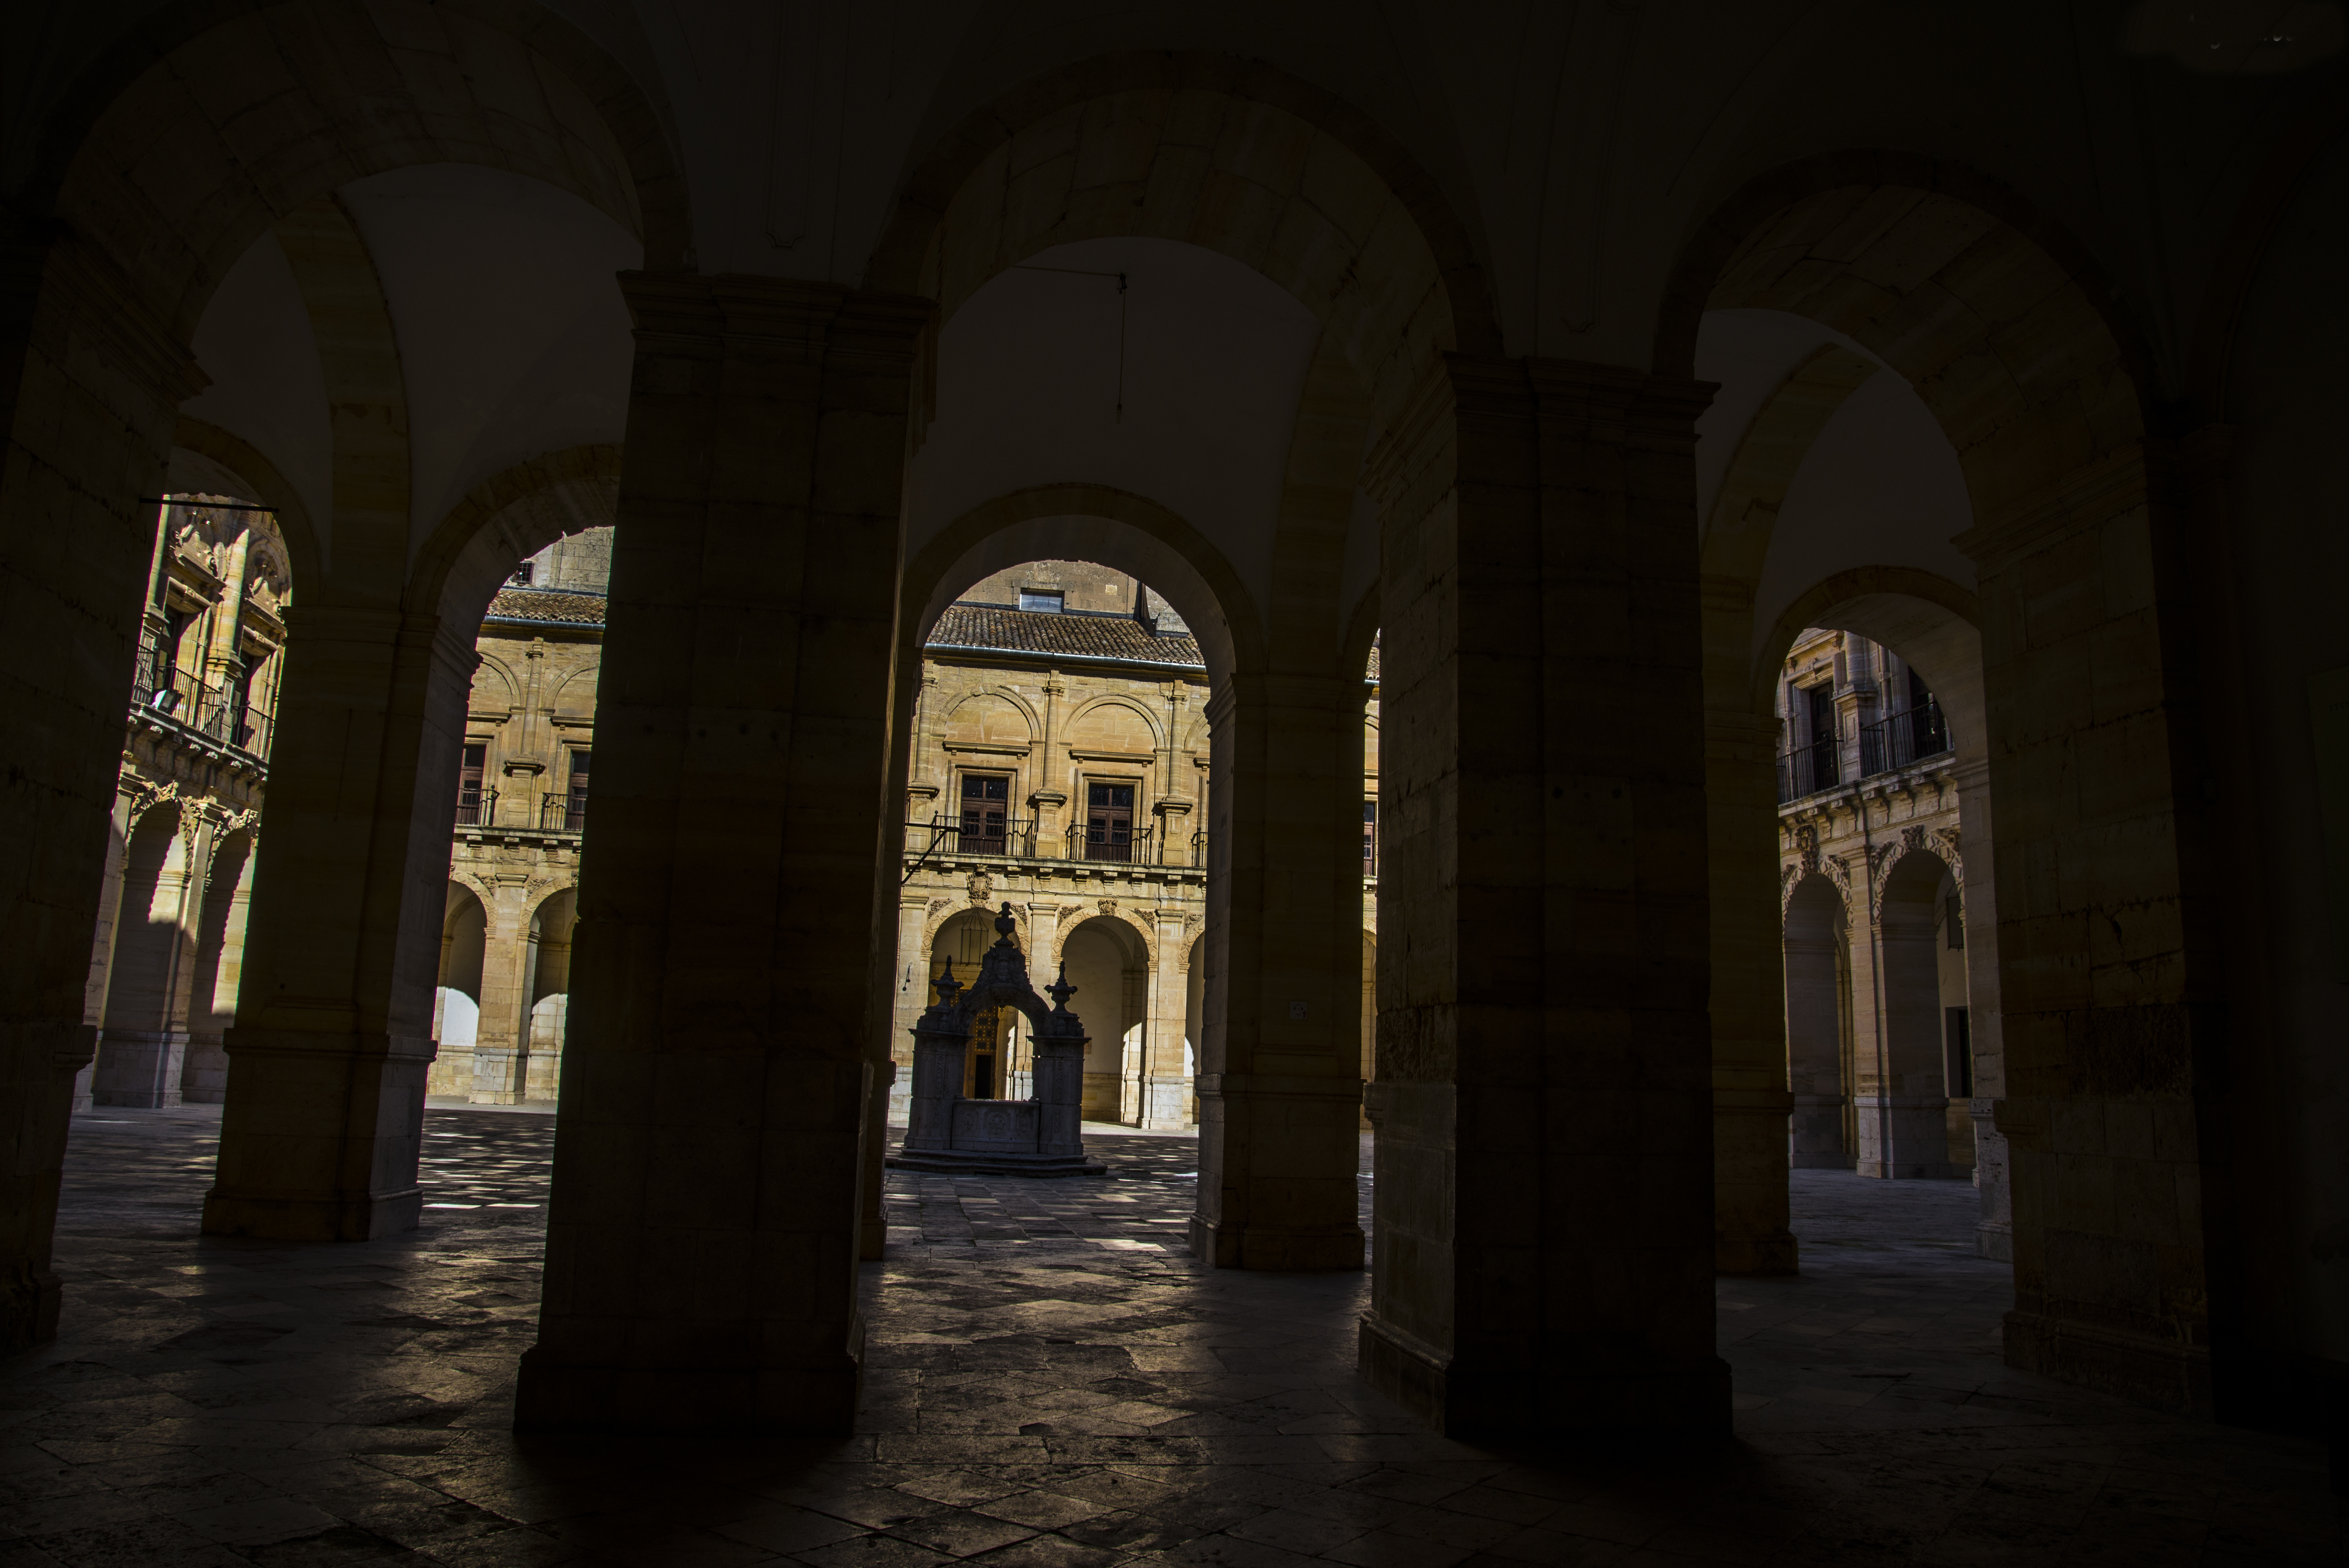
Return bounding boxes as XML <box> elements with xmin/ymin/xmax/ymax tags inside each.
<box><xmin>966</xmin><ymin>870</ymin><xmax>993</xmax><ymax>905</ymax></box>
<box><xmin>1098</xmin><ymin>899</ymin><xmax>1117</xmax><ymax>918</ymax></box>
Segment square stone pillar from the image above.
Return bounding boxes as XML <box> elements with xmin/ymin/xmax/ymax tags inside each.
<box><xmin>1705</xmin><ymin>706</ymin><xmax>1799</xmax><ymax>1272</ymax></box>
<box><xmin>1190</xmin><ymin>674</ymin><xmax>1367</xmax><ymax>1270</ymax></box>
<box><xmin>514</xmin><ymin>275</ymin><xmax>929</xmax><ymax>1434</ymax></box>
<box><xmin>1142</xmin><ymin>907</ymin><xmax>1193</xmax><ymax>1130</ymax></box>
<box><xmin>1358</xmin><ymin>356</ymin><xmax>1726</xmax><ymax>1436</ymax></box>
<box><xmin>1959</xmin><ymin>443</ymin><xmax>2221</xmax><ymax>1415</ymax></box>
<box><xmin>467</xmin><ymin>884</ymin><xmax>539</xmax><ymax>1105</ymax></box>
<box><xmin>204</xmin><ymin>607</ymin><xmax>475</xmax><ymax>1240</ymax></box>
<box><xmin>93</xmin><ymin>812</ymin><xmax>209</xmax><ymax>1108</ymax></box>
<box><xmin>1950</xmin><ymin>758</ymin><xmax>2011</xmax><ymax>1260</ymax></box>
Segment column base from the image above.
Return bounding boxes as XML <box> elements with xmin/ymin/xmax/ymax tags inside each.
<box><xmin>513</xmin><ymin>1329</ymin><xmax>863</xmax><ymax>1435</ymax></box>
<box><xmin>91</xmin><ymin>1028</ymin><xmax>190</xmax><ymax>1108</ymax></box>
<box><xmin>1715</xmin><ymin>1226</ymin><xmax>1799</xmax><ymax>1275</ymax></box>
<box><xmin>1855</xmin><ymin>1160</ymin><xmax>1970</xmax><ymax>1180</ymax></box>
<box><xmin>201</xmin><ymin>1185</ymin><xmax>422</xmax><ymax>1242</ymax></box>
<box><xmin>0</xmin><ymin>1269</ymin><xmax>63</xmax><ymax>1353</ymax></box>
<box><xmin>1189</xmin><ymin>1214</ymin><xmax>1363</xmax><ymax>1270</ymax></box>
<box><xmin>886</xmin><ymin>1151</ymin><xmax>1105</xmax><ymax>1178</ymax></box>
<box><xmin>1358</xmin><ymin>1310</ymin><xmax>1732</xmax><ymax>1436</ymax></box>
<box><xmin>2004</xmin><ymin>1308</ymin><xmax>2211</xmax><ymax>1417</ymax></box>
<box><xmin>1976</xmin><ymin>1220</ymin><xmax>2013</xmax><ymax>1262</ymax></box>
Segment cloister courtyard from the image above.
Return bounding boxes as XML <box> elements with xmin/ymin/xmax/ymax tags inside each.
<box><xmin>3</xmin><ymin>1110</ymin><xmax>2332</xmax><ymax>1567</ymax></box>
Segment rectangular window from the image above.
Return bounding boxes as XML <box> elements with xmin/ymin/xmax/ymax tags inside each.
<box><xmin>1797</xmin><ymin>684</ymin><xmax>1838</xmax><ymax>793</ymax></box>
<box><xmin>961</xmin><ymin>773</ymin><xmax>1010</xmax><ymax>854</ymax></box>
<box><xmin>564</xmin><ymin>749</ymin><xmax>590</xmax><ymax>830</ymax></box>
<box><xmin>1085</xmin><ymin>781</ymin><xmax>1135</xmax><ymax>862</ymax></box>
<box><xmin>508</xmin><ymin>561</ymin><xmax>535</xmax><ymax>586</ymax></box>
<box><xmin>1944</xmin><ymin>1007</ymin><xmax>1973</xmax><ymax>1098</ymax></box>
<box><xmin>1017</xmin><ymin>589</ymin><xmax>1064</xmax><ymax>613</ymax></box>
<box><xmin>457</xmin><ymin>744</ymin><xmax>489</xmax><ymax>826</ymax></box>
<box><xmin>1363</xmin><ymin>799</ymin><xmax>1378</xmax><ymax>874</ymax></box>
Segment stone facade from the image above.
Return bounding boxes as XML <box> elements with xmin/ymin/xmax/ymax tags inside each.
<box><xmin>1775</xmin><ymin>629</ymin><xmax>2006</xmax><ymax>1251</ymax></box>
<box><xmin>77</xmin><ymin>497</ymin><xmax>288</xmax><ymax>1111</ymax></box>
<box><xmin>427</xmin><ymin>533</ymin><xmax>608</xmax><ymax>1105</ymax></box>
<box><xmin>892</xmin><ymin>561</ymin><xmax>1381</xmax><ymax>1132</ymax></box>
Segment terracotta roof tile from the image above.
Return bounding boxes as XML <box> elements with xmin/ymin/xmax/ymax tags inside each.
<box><xmin>486</xmin><ymin>588</ymin><xmax>605</xmax><ymax>625</ymax></box>
<box><xmin>927</xmin><ymin>604</ymin><xmax>1203</xmax><ymax>668</ymax></box>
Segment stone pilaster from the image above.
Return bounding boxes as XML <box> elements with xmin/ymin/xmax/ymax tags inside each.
<box><xmin>1142</xmin><ymin>907</ymin><xmax>1192</xmax><ymax>1130</ymax></box>
<box><xmin>515</xmin><ymin>274</ymin><xmax>929</xmax><ymax>1434</ymax></box>
<box><xmin>1357</xmin><ymin>355</ymin><xmax>1725</xmax><ymax>1436</ymax></box>
<box><xmin>204</xmin><ymin>606</ymin><xmax>474</xmax><ymax>1241</ymax></box>
<box><xmin>467</xmin><ymin>884</ymin><xmax>538</xmax><ymax>1105</ymax></box>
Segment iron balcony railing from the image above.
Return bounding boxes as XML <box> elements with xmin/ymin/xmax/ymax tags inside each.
<box><xmin>1860</xmin><ymin>697</ymin><xmax>1952</xmax><ymax>777</ymax></box>
<box><xmin>455</xmin><ymin>786</ymin><xmax>497</xmax><ymax>827</ymax></box>
<box><xmin>1778</xmin><ymin>698</ymin><xmax>1955</xmax><ymax>805</ymax></box>
<box><xmin>131</xmin><ymin>641</ymin><xmax>273</xmax><ymax>763</ymax></box>
<box><xmin>899</xmin><ymin>815</ymin><xmax>1209</xmax><ymax>878</ymax></box>
<box><xmin>1067</xmin><ymin>821</ymin><xmax>1153</xmax><ymax>864</ymax></box>
<box><xmin>538</xmin><ymin>792</ymin><xmax>589</xmax><ymax>832</ymax></box>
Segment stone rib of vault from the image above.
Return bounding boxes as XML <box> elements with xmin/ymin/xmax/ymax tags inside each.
<box><xmin>888</xmin><ymin>903</ymin><xmax>1106</xmax><ymax>1177</ymax></box>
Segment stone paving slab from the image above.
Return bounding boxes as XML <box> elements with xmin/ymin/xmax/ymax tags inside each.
<box><xmin>0</xmin><ymin>1107</ymin><xmax>2333</xmax><ymax>1566</ymax></box>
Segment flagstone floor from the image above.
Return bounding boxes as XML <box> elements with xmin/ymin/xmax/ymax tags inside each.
<box><xmin>0</xmin><ymin>1106</ymin><xmax>2335</xmax><ymax>1567</ymax></box>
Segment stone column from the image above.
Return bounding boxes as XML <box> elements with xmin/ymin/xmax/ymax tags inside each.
<box><xmin>75</xmin><ymin>798</ymin><xmax>138</xmax><ymax>1114</ymax></box>
<box><xmin>1706</xmin><ymin>704</ymin><xmax>1798</xmax><ymax>1272</ymax></box>
<box><xmin>1949</xmin><ymin>759</ymin><xmax>2010</xmax><ymax>1259</ymax></box>
<box><xmin>888</xmin><ymin>893</ymin><xmax>932</xmax><ymax>1117</ymax></box>
<box><xmin>205</xmin><ymin>609</ymin><xmax>475</xmax><ymax>1239</ymax></box>
<box><xmin>1960</xmin><ymin>441</ymin><xmax>2223</xmax><ymax>1415</ymax></box>
<box><xmin>1358</xmin><ymin>357</ymin><xmax>1724</xmax><ymax>1436</ymax></box>
<box><xmin>1189</xmin><ymin>672</ymin><xmax>1366</xmax><ymax>1270</ymax></box>
<box><xmin>93</xmin><ymin>811</ymin><xmax>210</xmax><ymax>1107</ymax></box>
<box><xmin>468</xmin><ymin>884</ymin><xmax>538</xmax><ymax>1105</ymax></box>
<box><xmin>515</xmin><ymin>275</ymin><xmax>928</xmax><ymax>1434</ymax></box>
<box><xmin>1142</xmin><ymin>906</ymin><xmax>1191</xmax><ymax>1130</ymax></box>
<box><xmin>1017</xmin><ymin>900</ymin><xmax>1066</xmax><ymax>1101</ymax></box>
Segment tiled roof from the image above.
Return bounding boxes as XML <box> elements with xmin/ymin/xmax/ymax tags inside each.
<box><xmin>486</xmin><ymin>588</ymin><xmax>605</xmax><ymax>625</ymax></box>
<box><xmin>928</xmin><ymin>604</ymin><xmax>1203</xmax><ymax>668</ymax></box>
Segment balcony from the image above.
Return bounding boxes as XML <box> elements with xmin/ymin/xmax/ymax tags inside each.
<box><xmin>901</xmin><ymin>816</ymin><xmax>1208</xmax><ymax>882</ymax></box>
<box><xmin>538</xmin><ymin>792</ymin><xmax>588</xmax><ymax>832</ymax></box>
<box><xmin>130</xmin><ymin>655</ymin><xmax>271</xmax><ymax>766</ymax></box>
<box><xmin>1777</xmin><ymin>698</ymin><xmax>1953</xmax><ymax>805</ymax></box>
<box><xmin>451</xmin><ymin>789</ymin><xmax>587</xmax><ymax>840</ymax></box>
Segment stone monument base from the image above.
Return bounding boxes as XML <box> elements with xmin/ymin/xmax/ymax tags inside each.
<box><xmin>886</xmin><ymin>1149</ymin><xmax>1106</xmax><ymax>1178</ymax></box>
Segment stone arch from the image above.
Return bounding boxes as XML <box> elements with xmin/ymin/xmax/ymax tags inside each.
<box><xmin>1870</xmin><ymin>827</ymin><xmax>1964</xmax><ymax>927</ymax></box>
<box><xmin>937</xmin><ymin>686</ymin><xmax>1041</xmax><ymax>745</ymax></box>
<box><xmin>1701</xmin><ymin>344</ymin><xmax>1882</xmax><ymax>588</ymax></box>
<box><xmin>919</xmin><ymin>900</ymin><xmax>1028</xmax><ymax>966</ymax></box>
<box><xmin>870</xmin><ymin>50</ymin><xmax>1499</xmax><ymax>429</ymax></box>
<box><xmin>171</xmin><ymin>416</ymin><xmax>323</xmax><ymax>592</ymax></box>
<box><xmin>471</xmin><ymin>653</ymin><xmax>523</xmax><ymax>714</ymax></box>
<box><xmin>32</xmin><ymin>0</ymin><xmax>689</xmax><ymax>343</ymax></box>
<box><xmin>548</xmin><ymin>662</ymin><xmax>602</xmax><ymax>716</ymax></box>
<box><xmin>407</xmin><ymin>445</ymin><xmax>622</xmax><ymax>631</ymax></box>
<box><xmin>905</xmin><ymin>482</ymin><xmax>1260</xmax><ymax>684</ymax></box>
<box><xmin>1060</xmin><ymin>693</ymin><xmax>1166</xmax><ymax>752</ymax></box>
<box><xmin>1750</xmin><ymin>568</ymin><xmax>1987</xmax><ymax>772</ymax></box>
<box><xmin>1659</xmin><ymin>155</ymin><xmax>2153</xmax><ymax>519</ymax></box>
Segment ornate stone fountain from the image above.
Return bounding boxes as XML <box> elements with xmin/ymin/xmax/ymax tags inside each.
<box><xmin>887</xmin><ymin>902</ymin><xmax>1105</xmax><ymax>1177</ymax></box>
